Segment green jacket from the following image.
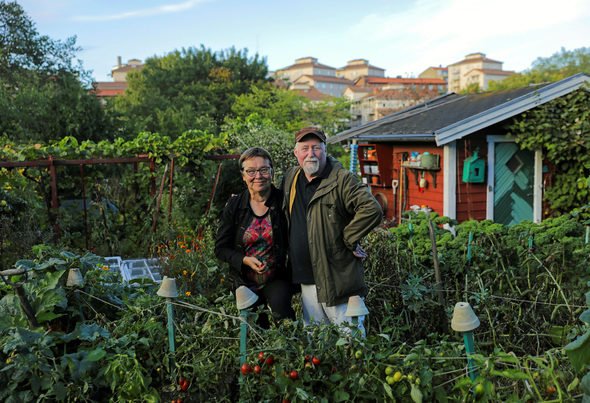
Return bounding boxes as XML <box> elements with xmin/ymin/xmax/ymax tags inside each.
<box><xmin>283</xmin><ymin>156</ymin><xmax>383</xmax><ymax>306</ymax></box>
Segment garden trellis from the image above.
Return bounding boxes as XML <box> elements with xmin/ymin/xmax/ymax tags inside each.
<box><xmin>0</xmin><ymin>153</ymin><xmax>238</xmax><ymax>250</ymax></box>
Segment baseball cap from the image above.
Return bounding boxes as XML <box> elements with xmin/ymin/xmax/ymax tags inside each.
<box><xmin>294</xmin><ymin>126</ymin><xmax>326</xmax><ymax>143</ymax></box>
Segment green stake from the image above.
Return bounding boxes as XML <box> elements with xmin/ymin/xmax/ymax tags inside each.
<box><xmin>239</xmin><ymin>309</ymin><xmax>249</xmax><ymax>366</ymax></box>
<box><xmin>157</xmin><ymin>277</ymin><xmax>179</xmax><ymax>382</ymax></box>
<box><xmin>166</xmin><ymin>298</ymin><xmax>176</xmax><ymax>378</ymax></box>
<box><xmin>451</xmin><ymin>302</ymin><xmax>480</xmax><ymax>381</ymax></box>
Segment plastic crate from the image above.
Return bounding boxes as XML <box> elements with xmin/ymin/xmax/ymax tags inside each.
<box><xmin>121</xmin><ymin>259</ymin><xmax>163</xmax><ymax>284</ymax></box>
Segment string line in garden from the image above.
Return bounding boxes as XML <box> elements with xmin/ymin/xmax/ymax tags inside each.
<box><xmin>76</xmin><ymin>289</ymin><xmax>125</xmax><ymax>311</ymax></box>
<box><xmin>172</xmin><ymin>300</ymin><xmax>266</xmax><ymax>341</ymax></box>
<box><xmin>366</xmin><ymin>282</ymin><xmax>586</xmax><ymax>308</ymax></box>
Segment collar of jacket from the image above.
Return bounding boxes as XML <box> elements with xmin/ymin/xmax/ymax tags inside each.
<box><xmin>238</xmin><ymin>184</ymin><xmax>279</xmax><ymax>210</ymax></box>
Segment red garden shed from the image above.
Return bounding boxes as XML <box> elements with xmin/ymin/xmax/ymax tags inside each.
<box><xmin>329</xmin><ymin>73</ymin><xmax>590</xmax><ymax>225</ymax></box>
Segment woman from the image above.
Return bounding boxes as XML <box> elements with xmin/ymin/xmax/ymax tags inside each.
<box><xmin>214</xmin><ymin>147</ymin><xmax>295</xmax><ymax>326</ymax></box>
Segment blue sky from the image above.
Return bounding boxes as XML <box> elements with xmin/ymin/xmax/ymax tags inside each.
<box><xmin>16</xmin><ymin>0</ymin><xmax>590</xmax><ymax>82</ymax></box>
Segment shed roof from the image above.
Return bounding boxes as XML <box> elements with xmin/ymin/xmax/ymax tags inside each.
<box><xmin>329</xmin><ymin>73</ymin><xmax>590</xmax><ymax>145</ymax></box>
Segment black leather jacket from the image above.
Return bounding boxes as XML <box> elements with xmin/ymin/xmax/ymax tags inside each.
<box><xmin>214</xmin><ymin>185</ymin><xmax>289</xmax><ymax>289</ymax></box>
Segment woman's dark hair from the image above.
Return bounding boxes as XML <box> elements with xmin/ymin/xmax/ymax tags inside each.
<box><xmin>238</xmin><ymin>147</ymin><xmax>273</xmax><ymax>170</ymax></box>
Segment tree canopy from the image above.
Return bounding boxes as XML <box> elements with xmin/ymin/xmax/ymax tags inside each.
<box><xmin>107</xmin><ymin>46</ymin><xmax>269</xmax><ymax>139</ymax></box>
<box><xmin>0</xmin><ymin>1</ymin><xmax>111</xmax><ymax>143</ymax></box>
<box><xmin>488</xmin><ymin>47</ymin><xmax>590</xmax><ymax>90</ymax></box>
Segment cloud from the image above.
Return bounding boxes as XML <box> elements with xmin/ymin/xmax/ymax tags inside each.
<box><xmin>72</xmin><ymin>0</ymin><xmax>210</xmax><ymax>22</ymax></box>
<box><xmin>351</xmin><ymin>0</ymin><xmax>590</xmax><ymax>47</ymax></box>
<box><xmin>348</xmin><ymin>0</ymin><xmax>590</xmax><ymax>75</ymax></box>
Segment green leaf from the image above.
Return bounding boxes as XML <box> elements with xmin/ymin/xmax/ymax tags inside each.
<box><xmin>85</xmin><ymin>348</ymin><xmax>106</xmax><ymax>362</ymax></box>
<box><xmin>53</xmin><ymin>381</ymin><xmax>66</xmax><ymax>400</ymax></box>
<box><xmin>383</xmin><ymin>382</ymin><xmax>394</xmax><ymax>399</ymax></box>
<box><xmin>411</xmin><ymin>383</ymin><xmax>424</xmax><ymax>403</ymax></box>
<box><xmin>550</xmin><ymin>325</ymin><xmax>569</xmax><ymax>345</ymax></box>
<box><xmin>329</xmin><ymin>374</ymin><xmax>343</xmax><ymax>382</ymax></box>
<box><xmin>581</xmin><ymin>372</ymin><xmax>590</xmax><ymax>395</ymax></box>
<box><xmin>582</xmin><ymin>310</ymin><xmax>590</xmax><ymax>324</ymax></box>
<box><xmin>335</xmin><ymin>337</ymin><xmax>348</xmax><ymax>346</ymax></box>
<box><xmin>334</xmin><ymin>390</ymin><xmax>350</xmax><ymax>402</ymax></box>
<box><xmin>565</xmin><ymin>329</ymin><xmax>590</xmax><ymax>371</ymax></box>
<box><xmin>453</xmin><ymin>377</ymin><xmax>473</xmax><ymax>390</ymax></box>
<box><xmin>14</xmin><ymin>260</ymin><xmax>35</xmax><ymax>270</ymax></box>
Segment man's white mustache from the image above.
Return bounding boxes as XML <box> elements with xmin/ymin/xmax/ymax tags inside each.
<box><xmin>304</xmin><ymin>157</ymin><xmax>319</xmax><ymax>163</ymax></box>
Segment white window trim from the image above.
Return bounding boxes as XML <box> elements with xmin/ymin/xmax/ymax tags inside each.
<box><xmin>486</xmin><ymin>135</ymin><xmax>542</xmax><ymax>223</ymax></box>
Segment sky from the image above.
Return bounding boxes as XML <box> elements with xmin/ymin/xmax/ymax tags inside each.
<box><xmin>16</xmin><ymin>0</ymin><xmax>590</xmax><ymax>82</ymax></box>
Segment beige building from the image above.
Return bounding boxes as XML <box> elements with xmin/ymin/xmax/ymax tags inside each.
<box><xmin>111</xmin><ymin>57</ymin><xmax>143</xmax><ymax>82</ymax></box>
<box><xmin>447</xmin><ymin>52</ymin><xmax>514</xmax><ymax>92</ymax></box>
<box><xmin>418</xmin><ymin>66</ymin><xmax>448</xmax><ymax>81</ymax></box>
<box><xmin>292</xmin><ymin>74</ymin><xmax>353</xmax><ymax>97</ymax></box>
<box><xmin>349</xmin><ymin>87</ymin><xmax>443</xmax><ymax>127</ymax></box>
<box><xmin>93</xmin><ymin>57</ymin><xmax>143</xmax><ymax>104</ymax></box>
<box><xmin>336</xmin><ymin>59</ymin><xmax>385</xmax><ymax>81</ymax></box>
<box><xmin>274</xmin><ymin>57</ymin><xmax>337</xmax><ymax>84</ymax></box>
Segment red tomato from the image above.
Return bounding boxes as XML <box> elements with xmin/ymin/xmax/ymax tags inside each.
<box><xmin>241</xmin><ymin>363</ymin><xmax>252</xmax><ymax>375</ymax></box>
<box><xmin>253</xmin><ymin>365</ymin><xmax>261</xmax><ymax>374</ymax></box>
<box><xmin>177</xmin><ymin>399</ymin><xmax>184</xmax><ymax>403</ymax></box>
<box><xmin>312</xmin><ymin>357</ymin><xmax>321</xmax><ymax>366</ymax></box>
<box><xmin>289</xmin><ymin>370</ymin><xmax>299</xmax><ymax>380</ymax></box>
<box><xmin>265</xmin><ymin>355</ymin><xmax>275</xmax><ymax>366</ymax></box>
<box><xmin>177</xmin><ymin>378</ymin><xmax>184</xmax><ymax>386</ymax></box>
<box><xmin>304</xmin><ymin>355</ymin><xmax>311</xmax><ymax>362</ymax></box>
<box><xmin>180</xmin><ymin>380</ymin><xmax>189</xmax><ymax>391</ymax></box>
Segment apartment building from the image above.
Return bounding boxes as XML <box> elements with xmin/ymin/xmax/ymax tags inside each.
<box><xmin>447</xmin><ymin>52</ymin><xmax>514</xmax><ymax>92</ymax></box>
<box><xmin>336</xmin><ymin>59</ymin><xmax>385</xmax><ymax>81</ymax></box>
<box><xmin>93</xmin><ymin>57</ymin><xmax>143</xmax><ymax>104</ymax></box>
<box><xmin>418</xmin><ymin>66</ymin><xmax>448</xmax><ymax>81</ymax></box>
<box><xmin>348</xmin><ymin>86</ymin><xmax>443</xmax><ymax>127</ymax></box>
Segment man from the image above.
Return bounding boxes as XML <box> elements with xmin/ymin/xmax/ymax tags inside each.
<box><xmin>282</xmin><ymin>126</ymin><xmax>383</xmax><ymax>334</ymax></box>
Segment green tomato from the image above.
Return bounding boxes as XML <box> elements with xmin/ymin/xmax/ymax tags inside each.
<box><xmin>355</xmin><ymin>350</ymin><xmax>363</xmax><ymax>359</ymax></box>
<box><xmin>475</xmin><ymin>384</ymin><xmax>484</xmax><ymax>399</ymax></box>
<box><xmin>385</xmin><ymin>366</ymin><xmax>394</xmax><ymax>376</ymax></box>
<box><xmin>386</xmin><ymin>375</ymin><xmax>395</xmax><ymax>385</ymax></box>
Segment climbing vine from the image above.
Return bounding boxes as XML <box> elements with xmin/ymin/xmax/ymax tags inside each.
<box><xmin>508</xmin><ymin>87</ymin><xmax>590</xmax><ymax>216</ymax></box>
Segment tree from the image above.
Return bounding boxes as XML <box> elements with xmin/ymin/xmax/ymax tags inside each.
<box><xmin>0</xmin><ymin>1</ymin><xmax>111</xmax><ymax>143</ymax></box>
<box><xmin>230</xmin><ymin>83</ymin><xmax>351</xmax><ymax>136</ymax></box>
<box><xmin>488</xmin><ymin>47</ymin><xmax>590</xmax><ymax>90</ymax></box>
<box><xmin>107</xmin><ymin>46</ymin><xmax>269</xmax><ymax>139</ymax></box>
<box><xmin>230</xmin><ymin>84</ymin><xmax>309</xmax><ymax>133</ymax></box>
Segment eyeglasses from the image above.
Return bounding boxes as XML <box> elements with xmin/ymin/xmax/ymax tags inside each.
<box><xmin>242</xmin><ymin>167</ymin><xmax>272</xmax><ymax>177</ymax></box>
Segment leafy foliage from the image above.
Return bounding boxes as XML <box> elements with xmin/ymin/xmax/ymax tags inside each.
<box><xmin>488</xmin><ymin>46</ymin><xmax>590</xmax><ymax>90</ymax></box>
<box><xmin>0</xmin><ymin>1</ymin><xmax>112</xmax><ymax>143</ymax></box>
<box><xmin>508</xmin><ymin>87</ymin><xmax>590</xmax><ymax>216</ymax></box>
<box><xmin>107</xmin><ymin>46</ymin><xmax>269</xmax><ymax>139</ymax></box>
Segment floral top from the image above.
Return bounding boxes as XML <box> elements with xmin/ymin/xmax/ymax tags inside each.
<box><xmin>242</xmin><ymin>212</ymin><xmax>277</xmax><ymax>289</ymax></box>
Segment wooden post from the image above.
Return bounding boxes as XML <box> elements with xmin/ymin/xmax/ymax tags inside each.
<box><xmin>80</xmin><ymin>164</ymin><xmax>89</xmax><ymax>250</ymax></box>
<box><xmin>427</xmin><ymin>215</ymin><xmax>445</xmax><ymax>306</ymax></box>
<box><xmin>152</xmin><ymin>164</ymin><xmax>168</xmax><ymax>233</ymax></box>
<box><xmin>168</xmin><ymin>158</ymin><xmax>174</xmax><ymax>223</ymax></box>
<box><xmin>149</xmin><ymin>158</ymin><xmax>156</xmax><ymax>197</ymax></box>
<box><xmin>48</xmin><ymin>155</ymin><xmax>60</xmax><ymax>239</ymax></box>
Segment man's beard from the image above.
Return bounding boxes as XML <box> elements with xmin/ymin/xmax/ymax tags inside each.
<box><xmin>303</xmin><ymin>157</ymin><xmax>319</xmax><ymax>176</ymax></box>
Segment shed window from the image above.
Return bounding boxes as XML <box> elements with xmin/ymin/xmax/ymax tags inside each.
<box><xmin>506</xmin><ymin>154</ymin><xmax>524</xmax><ymax>174</ymax></box>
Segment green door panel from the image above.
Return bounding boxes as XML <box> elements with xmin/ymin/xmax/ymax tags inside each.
<box><xmin>494</xmin><ymin>143</ymin><xmax>534</xmax><ymax>226</ymax></box>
